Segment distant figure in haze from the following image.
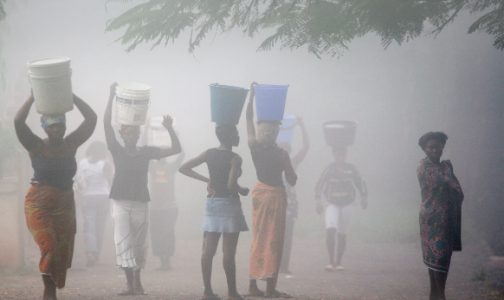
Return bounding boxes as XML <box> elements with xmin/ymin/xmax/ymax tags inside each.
<box><xmin>246</xmin><ymin>83</ymin><xmax>297</xmax><ymax>298</ymax></box>
<box><xmin>315</xmin><ymin>146</ymin><xmax>367</xmax><ymax>272</ymax></box>
<box><xmin>75</xmin><ymin>141</ymin><xmax>112</xmax><ymax>267</ymax></box>
<box><xmin>417</xmin><ymin>132</ymin><xmax>463</xmax><ymax>300</ymax></box>
<box><xmin>179</xmin><ymin>125</ymin><xmax>249</xmax><ymax>300</ymax></box>
<box><xmin>149</xmin><ymin>151</ymin><xmax>185</xmax><ymax>270</ymax></box>
<box><xmin>14</xmin><ymin>92</ymin><xmax>97</xmax><ymax>300</ymax></box>
<box><xmin>104</xmin><ymin>82</ymin><xmax>181</xmax><ymax>296</ymax></box>
<box><xmin>277</xmin><ymin>117</ymin><xmax>309</xmax><ymax>278</ymax></box>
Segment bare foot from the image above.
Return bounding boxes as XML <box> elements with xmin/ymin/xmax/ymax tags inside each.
<box><xmin>247</xmin><ymin>286</ymin><xmax>265</xmax><ymax>297</ymax></box>
<box><xmin>201</xmin><ymin>293</ymin><xmax>221</xmax><ymax>300</ymax></box>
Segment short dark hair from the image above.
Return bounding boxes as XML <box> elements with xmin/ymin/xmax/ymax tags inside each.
<box><xmin>215</xmin><ymin>124</ymin><xmax>237</xmax><ymax>146</ymax></box>
<box><xmin>418</xmin><ymin>131</ymin><xmax>448</xmax><ymax>150</ymax></box>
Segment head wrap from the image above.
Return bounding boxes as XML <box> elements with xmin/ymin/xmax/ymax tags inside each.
<box><xmin>40</xmin><ymin>114</ymin><xmax>66</xmax><ymax>129</ymax></box>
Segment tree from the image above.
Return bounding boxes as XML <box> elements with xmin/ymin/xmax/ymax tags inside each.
<box><xmin>0</xmin><ymin>0</ymin><xmax>5</xmax><ymax>22</ymax></box>
<box><xmin>106</xmin><ymin>0</ymin><xmax>504</xmax><ymax>57</ymax></box>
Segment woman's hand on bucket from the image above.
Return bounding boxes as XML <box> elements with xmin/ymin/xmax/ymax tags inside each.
<box><xmin>238</xmin><ymin>186</ymin><xmax>249</xmax><ymax>196</ymax></box>
<box><xmin>249</xmin><ymin>82</ymin><xmax>257</xmax><ymax>98</ymax></box>
<box><xmin>162</xmin><ymin>115</ymin><xmax>174</xmax><ymax>129</ymax></box>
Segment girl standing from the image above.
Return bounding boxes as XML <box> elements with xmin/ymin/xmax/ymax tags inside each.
<box><xmin>179</xmin><ymin>124</ymin><xmax>248</xmax><ymax>300</ymax></box>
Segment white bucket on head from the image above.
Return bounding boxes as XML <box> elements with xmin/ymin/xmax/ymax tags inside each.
<box><xmin>115</xmin><ymin>82</ymin><xmax>151</xmax><ymax>126</ymax></box>
<box><xmin>27</xmin><ymin>57</ymin><xmax>73</xmax><ymax>115</ymax></box>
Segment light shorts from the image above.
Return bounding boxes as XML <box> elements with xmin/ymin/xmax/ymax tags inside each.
<box><xmin>325</xmin><ymin>203</ymin><xmax>353</xmax><ymax>234</ymax></box>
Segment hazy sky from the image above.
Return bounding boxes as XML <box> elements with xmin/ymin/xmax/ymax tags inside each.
<box><xmin>2</xmin><ymin>0</ymin><xmax>503</xmax><ymax>239</ymax></box>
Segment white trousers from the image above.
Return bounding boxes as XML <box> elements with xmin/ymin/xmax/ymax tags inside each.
<box><xmin>325</xmin><ymin>204</ymin><xmax>353</xmax><ymax>234</ymax></box>
<box><xmin>111</xmin><ymin>199</ymin><xmax>148</xmax><ymax>269</ymax></box>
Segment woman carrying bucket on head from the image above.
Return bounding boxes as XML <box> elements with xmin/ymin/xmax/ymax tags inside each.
<box><xmin>14</xmin><ymin>88</ymin><xmax>97</xmax><ymax>300</ymax></box>
<box><xmin>246</xmin><ymin>82</ymin><xmax>297</xmax><ymax>298</ymax></box>
<box><xmin>315</xmin><ymin>121</ymin><xmax>368</xmax><ymax>272</ymax></box>
<box><xmin>277</xmin><ymin>115</ymin><xmax>310</xmax><ymax>278</ymax></box>
<box><xmin>104</xmin><ymin>82</ymin><xmax>181</xmax><ymax>296</ymax></box>
<box><xmin>179</xmin><ymin>83</ymin><xmax>249</xmax><ymax>300</ymax></box>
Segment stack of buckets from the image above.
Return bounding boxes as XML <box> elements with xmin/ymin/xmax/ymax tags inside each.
<box><xmin>323</xmin><ymin>120</ymin><xmax>357</xmax><ymax>148</ymax></box>
<box><xmin>115</xmin><ymin>82</ymin><xmax>151</xmax><ymax>126</ymax></box>
<box><xmin>27</xmin><ymin>57</ymin><xmax>74</xmax><ymax>115</ymax></box>
<box><xmin>210</xmin><ymin>84</ymin><xmax>248</xmax><ymax>125</ymax></box>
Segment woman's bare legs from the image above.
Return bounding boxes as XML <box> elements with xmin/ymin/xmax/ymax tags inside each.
<box><xmin>202</xmin><ymin>232</ymin><xmax>221</xmax><ymax>297</ymax></box>
<box><xmin>222</xmin><ymin>233</ymin><xmax>241</xmax><ymax>298</ymax></box>
<box><xmin>42</xmin><ymin>275</ymin><xmax>57</xmax><ymax>300</ymax></box>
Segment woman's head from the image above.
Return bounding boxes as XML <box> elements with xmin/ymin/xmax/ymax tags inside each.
<box><xmin>257</xmin><ymin>121</ymin><xmax>280</xmax><ymax>145</ymax></box>
<box><xmin>41</xmin><ymin>114</ymin><xmax>66</xmax><ymax>142</ymax></box>
<box><xmin>86</xmin><ymin>141</ymin><xmax>107</xmax><ymax>160</ymax></box>
<box><xmin>215</xmin><ymin>124</ymin><xmax>239</xmax><ymax>147</ymax></box>
<box><xmin>119</xmin><ymin>124</ymin><xmax>140</xmax><ymax>147</ymax></box>
<box><xmin>418</xmin><ymin>131</ymin><xmax>448</xmax><ymax>162</ymax></box>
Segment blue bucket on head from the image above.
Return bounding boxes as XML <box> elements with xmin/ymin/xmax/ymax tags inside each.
<box><xmin>254</xmin><ymin>84</ymin><xmax>288</xmax><ymax>121</ymax></box>
<box><xmin>276</xmin><ymin>114</ymin><xmax>297</xmax><ymax>145</ymax></box>
<box><xmin>210</xmin><ymin>84</ymin><xmax>248</xmax><ymax>125</ymax></box>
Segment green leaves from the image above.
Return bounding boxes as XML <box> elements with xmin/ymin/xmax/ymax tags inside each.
<box><xmin>467</xmin><ymin>0</ymin><xmax>504</xmax><ymax>50</ymax></box>
<box><xmin>0</xmin><ymin>0</ymin><xmax>6</xmax><ymax>22</ymax></box>
<box><xmin>106</xmin><ymin>0</ymin><xmax>504</xmax><ymax>56</ymax></box>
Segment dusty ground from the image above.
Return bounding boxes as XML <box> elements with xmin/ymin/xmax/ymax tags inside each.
<box><xmin>0</xmin><ymin>237</ymin><xmax>496</xmax><ymax>300</ymax></box>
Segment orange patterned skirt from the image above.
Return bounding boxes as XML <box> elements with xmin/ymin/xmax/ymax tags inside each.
<box><xmin>25</xmin><ymin>184</ymin><xmax>76</xmax><ymax>288</ymax></box>
<box><xmin>249</xmin><ymin>182</ymin><xmax>287</xmax><ymax>280</ymax></box>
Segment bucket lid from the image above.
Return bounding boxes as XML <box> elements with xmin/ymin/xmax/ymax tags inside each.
<box><xmin>117</xmin><ymin>82</ymin><xmax>151</xmax><ymax>93</ymax></box>
<box><xmin>28</xmin><ymin>57</ymin><xmax>71</xmax><ymax>68</ymax></box>
<box><xmin>323</xmin><ymin>120</ymin><xmax>357</xmax><ymax>129</ymax></box>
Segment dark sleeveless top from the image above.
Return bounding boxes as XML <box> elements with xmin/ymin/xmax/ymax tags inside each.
<box><xmin>109</xmin><ymin>145</ymin><xmax>162</xmax><ymax>202</ymax></box>
<box><xmin>250</xmin><ymin>143</ymin><xmax>285</xmax><ymax>187</ymax></box>
<box><xmin>206</xmin><ymin>148</ymin><xmax>239</xmax><ymax>198</ymax></box>
<box><xmin>31</xmin><ymin>154</ymin><xmax>77</xmax><ymax>191</ymax></box>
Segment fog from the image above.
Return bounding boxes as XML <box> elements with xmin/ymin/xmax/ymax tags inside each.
<box><xmin>1</xmin><ymin>0</ymin><xmax>503</xmax><ymax>299</ymax></box>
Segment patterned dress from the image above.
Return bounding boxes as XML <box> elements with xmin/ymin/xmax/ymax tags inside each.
<box><xmin>249</xmin><ymin>182</ymin><xmax>287</xmax><ymax>279</ymax></box>
<box><xmin>417</xmin><ymin>158</ymin><xmax>464</xmax><ymax>272</ymax></box>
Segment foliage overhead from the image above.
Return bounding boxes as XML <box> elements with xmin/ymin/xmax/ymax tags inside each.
<box><xmin>0</xmin><ymin>0</ymin><xmax>6</xmax><ymax>22</ymax></box>
<box><xmin>106</xmin><ymin>0</ymin><xmax>504</xmax><ymax>57</ymax></box>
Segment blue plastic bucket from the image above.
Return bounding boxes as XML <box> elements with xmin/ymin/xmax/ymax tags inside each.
<box><xmin>276</xmin><ymin>114</ymin><xmax>297</xmax><ymax>145</ymax></box>
<box><xmin>323</xmin><ymin>120</ymin><xmax>357</xmax><ymax>147</ymax></box>
<box><xmin>210</xmin><ymin>84</ymin><xmax>248</xmax><ymax>125</ymax></box>
<box><xmin>254</xmin><ymin>84</ymin><xmax>288</xmax><ymax>121</ymax></box>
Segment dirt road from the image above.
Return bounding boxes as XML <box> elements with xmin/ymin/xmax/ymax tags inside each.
<box><xmin>0</xmin><ymin>237</ymin><xmax>493</xmax><ymax>300</ymax></box>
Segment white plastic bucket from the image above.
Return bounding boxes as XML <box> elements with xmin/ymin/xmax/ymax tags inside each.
<box><xmin>27</xmin><ymin>57</ymin><xmax>73</xmax><ymax>115</ymax></box>
<box><xmin>115</xmin><ymin>82</ymin><xmax>151</xmax><ymax>126</ymax></box>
